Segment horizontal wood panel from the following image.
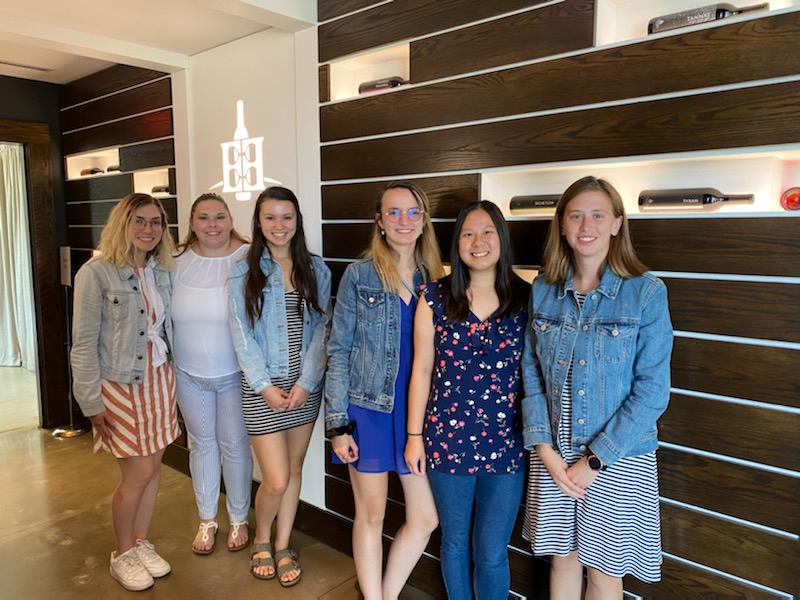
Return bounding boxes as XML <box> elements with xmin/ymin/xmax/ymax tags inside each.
<box><xmin>624</xmin><ymin>555</ymin><xmax>783</xmax><ymax>599</ymax></box>
<box><xmin>68</xmin><ymin>225</ymin><xmax>178</xmax><ymax>249</ymax></box>
<box><xmin>663</xmin><ymin>277</ymin><xmax>800</xmax><ymax>343</ymax></box>
<box><xmin>660</xmin><ymin>502</ymin><xmax>799</xmax><ymax>594</ymax></box>
<box><xmin>59</xmin><ymin>65</ymin><xmax>167</xmax><ymax>108</ymax></box>
<box><xmin>322</xmin><ymin>11</ymin><xmax>800</xmax><ymax>141</ymax></box>
<box><xmin>61</xmin><ymin>79</ymin><xmax>172</xmax><ymax>132</ymax></box>
<box><xmin>671</xmin><ymin>337</ymin><xmax>800</xmax><ymax>409</ymax></box>
<box><xmin>66</xmin><ymin>197</ymin><xmax>178</xmax><ymax>227</ymax></box>
<box><xmin>319</xmin><ymin>0</ymin><xmax>548</xmax><ymax>62</ymax></box>
<box><xmin>318</xmin><ymin>0</ymin><xmax>386</xmax><ymax>22</ymax></box>
<box><xmin>410</xmin><ymin>0</ymin><xmax>594</xmax><ymax>83</ymax></box>
<box><xmin>64</xmin><ymin>173</ymin><xmax>133</xmax><ymax>202</ymax></box>
<box><xmin>658</xmin><ymin>447</ymin><xmax>800</xmax><ymax>533</ymax></box>
<box><xmin>319</xmin><ymin>65</ymin><xmax>330</xmax><ymax>103</ymax></box>
<box><xmin>322</xmin><ymin>174</ymin><xmax>480</xmax><ymax>219</ymax></box>
<box><xmin>321</xmin><ymin>81</ymin><xmax>800</xmax><ymax>180</ymax></box>
<box><xmin>323</xmin><ymin>222</ymin><xmax>457</xmax><ymax>260</ymax></box>
<box><xmin>69</xmin><ymin>249</ymin><xmax>94</xmax><ymax>273</ymax></box>
<box><xmin>660</xmin><ymin>393</ymin><xmax>800</xmax><ymax>472</ymax></box>
<box><xmin>62</xmin><ymin>108</ymin><xmax>173</xmax><ymax>155</ymax></box>
<box><xmin>326</xmin><ymin>260</ymin><xmax>351</xmax><ymax>296</ymax></box>
<box><xmin>119</xmin><ymin>138</ymin><xmax>175</xmax><ymax>172</ymax></box>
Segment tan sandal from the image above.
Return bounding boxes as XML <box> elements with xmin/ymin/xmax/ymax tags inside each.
<box><xmin>250</xmin><ymin>542</ymin><xmax>276</xmax><ymax>580</ymax></box>
<box><xmin>191</xmin><ymin>521</ymin><xmax>218</xmax><ymax>555</ymax></box>
<box><xmin>228</xmin><ymin>521</ymin><xmax>249</xmax><ymax>552</ymax></box>
<box><xmin>275</xmin><ymin>548</ymin><xmax>302</xmax><ymax>588</ymax></box>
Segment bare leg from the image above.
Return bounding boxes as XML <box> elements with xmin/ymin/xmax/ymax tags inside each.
<box><xmin>132</xmin><ymin>448</ymin><xmax>165</xmax><ymax>541</ymax></box>
<box><xmin>349</xmin><ymin>468</ymin><xmax>389</xmax><ymax>600</ymax></box>
<box><xmin>585</xmin><ymin>567</ymin><xmax>622</xmax><ymax>600</ymax></box>
<box><xmin>550</xmin><ymin>552</ymin><xmax>584</xmax><ymax>600</ymax></box>
<box><xmin>112</xmin><ymin>453</ymin><xmax>161</xmax><ymax>554</ymax></box>
<box><xmin>382</xmin><ymin>473</ymin><xmax>439</xmax><ymax>600</ymax></box>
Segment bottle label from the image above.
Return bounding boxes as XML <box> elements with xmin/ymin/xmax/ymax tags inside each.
<box><xmin>650</xmin><ymin>6</ymin><xmax>717</xmax><ymax>33</ymax></box>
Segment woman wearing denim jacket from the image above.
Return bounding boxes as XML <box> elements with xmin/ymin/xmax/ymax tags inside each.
<box><xmin>521</xmin><ymin>176</ymin><xmax>673</xmax><ymax>598</ymax></box>
<box><xmin>325</xmin><ymin>181</ymin><xmax>444</xmax><ymax>600</ymax></box>
<box><xmin>71</xmin><ymin>193</ymin><xmax>179</xmax><ymax>592</ymax></box>
<box><xmin>228</xmin><ymin>187</ymin><xmax>330</xmax><ymax>586</ymax></box>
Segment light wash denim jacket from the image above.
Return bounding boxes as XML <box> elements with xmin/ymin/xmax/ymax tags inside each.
<box><xmin>325</xmin><ymin>258</ymin><xmax>424</xmax><ymax>432</ymax></box>
<box><xmin>71</xmin><ymin>256</ymin><xmax>173</xmax><ymax>417</ymax></box>
<box><xmin>521</xmin><ymin>266</ymin><xmax>673</xmax><ymax>466</ymax></box>
<box><xmin>228</xmin><ymin>248</ymin><xmax>331</xmax><ymax>394</ymax></box>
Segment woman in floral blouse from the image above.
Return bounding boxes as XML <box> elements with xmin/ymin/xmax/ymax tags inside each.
<box><xmin>405</xmin><ymin>200</ymin><xmax>529</xmax><ymax>599</ymax></box>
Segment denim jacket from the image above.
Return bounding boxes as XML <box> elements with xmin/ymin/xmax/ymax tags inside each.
<box><xmin>71</xmin><ymin>256</ymin><xmax>173</xmax><ymax>417</ymax></box>
<box><xmin>520</xmin><ymin>266</ymin><xmax>673</xmax><ymax>466</ymax></box>
<box><xmin>228</xmin><ymin>249</ymin><xmax>331</xmax><ymax>394</ymax></box>
<box><xmin>325</xmin><ymin>258</ymin><xmax>424</xmax><ymax>432</ymax></box>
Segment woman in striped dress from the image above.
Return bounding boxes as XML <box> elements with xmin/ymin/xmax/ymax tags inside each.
<box><xmin>71</xmin><ymin>193</ymin><xmax>180</xmax><ymax>592</ymax></box>
<box><xmin>228</xmin><ymin>187</ymin><xmax>331</xmax><ymax>587</ymax></box>
<box><xmin>520</xmin><ymin>176</ymin><xmax>673</xmax><ymax>598</ymax></box>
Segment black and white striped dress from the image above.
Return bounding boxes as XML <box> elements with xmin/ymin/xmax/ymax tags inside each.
<box><xmin>522</xmin><ymin>293</ymin><xmax>662</xmax><ymax>582</ymax></box>
<box><xmin>241</xmin><ymin>290</ymin><xmax>322</xmax><ymax>436</ymax></box>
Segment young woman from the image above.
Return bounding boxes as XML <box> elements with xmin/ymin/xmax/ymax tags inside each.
<box><xmin>71</xmin><ymin>193</ymin><xmax>179</xmax><ymax>592</ymax></box>
<box><xmin>521</xmin><ymin>176</ymin><xmax>673</xmax><ymax>599</ymax></box>
<box><xmin>228</xmin><ymin>186</ymin><xmax>331</xmax><ymax>587</ymax></box>
<box><xmin>326</xmin><ymin>181</ymin><xmax>444</xmax><ymax>600</ymax></box>
<box><xmin>405</xmin><ymin>200</ymin><xmax>529</xmax><ymax>600</ymax></box>
<box><xmin>172</xmin><ymin>193</ymin><xmax>253</xmax><ymax>555</ymax></box>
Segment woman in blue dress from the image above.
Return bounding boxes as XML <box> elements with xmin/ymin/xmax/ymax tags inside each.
<box><xmin>405</xmin><ymin>200</ymin><xmax>529</xmax><ymax>599</ymax></box>
<box><xmin>325</xmin><ymin>181</ymin><xmax>445</xmax><ymax>600</ymax></box>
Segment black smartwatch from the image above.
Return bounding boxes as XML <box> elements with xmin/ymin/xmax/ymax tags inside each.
<box><xmin>586</xmin><ymin>452</ymin><xmax>607</xmax><ymax>471</ymax></box>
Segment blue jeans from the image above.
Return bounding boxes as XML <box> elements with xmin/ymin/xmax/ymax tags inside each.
<box><xmin>427</xmin><ymin>469</ymin><xmax>525</xmax><ymax>600</ymax></box>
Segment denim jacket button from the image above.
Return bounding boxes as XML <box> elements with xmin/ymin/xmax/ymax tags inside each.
<box><xmin>577</xmin><ymin>418</ymin><xmax>585</xmax><ymax>425</ymax></box>
<box><xmin>578</xmin><ymin>359</ymin><xmax>586</xmax><ymax>366</ymax></box>
<box><xmin>577</xmin><ymin>389</ymin><xmax>585</xmax><ymax>396</ymax></box>
<box><xmin>591</xmin><ymin>294</ymin><xmax>598</xmax><ymax>301</ymax></box>
<box><xmin>582</xmin><ymin>324</ymin><xmax>589</xmax><ymax>331</ymax></box>
<box><xmin>540</xmin><ymin>324</ymin><xmax>547</xmax><ymax>332</ymax></box>
<box><xmin>579</xmin><ymin>444</ymin><xmax>587</xmax><ymax>451</ymax></box>
<box><xmin>368</xmin><ymin>296</ymin><xmax>375</xmax><ymax>304</ymax></box>
<box><xmin>612</xmin><ymin>325</ymin><xmax>619</xmax><ymax>337</ymax></box>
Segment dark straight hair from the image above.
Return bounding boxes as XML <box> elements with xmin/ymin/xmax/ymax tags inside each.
<box><xmin>442</xmin><ymin>200</ymin><xmax>527</xmax><ymax>324</ymax></box>
<box><xmin>243</xmin><ymin>186</ymin><xmax>322</xmax><ymax>326</ymax></box>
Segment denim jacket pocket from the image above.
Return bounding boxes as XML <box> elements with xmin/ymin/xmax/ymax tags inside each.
<box><xmin>595</xmin><ymin>320</ymin><xmax>637</xmax><ymax>364</ymax></box>
<box><xmin>533</xmin><ymin>316</ymin><xmax>561</xmax><ymax>362</ymax></box>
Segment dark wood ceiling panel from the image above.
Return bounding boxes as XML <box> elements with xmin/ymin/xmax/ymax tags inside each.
<box><xmin>59</xmin><ymin>65</ymin><xmax>168</xmax><ymax>108</ymax></box>
<box><xmin>64</xmin><ymin>173</ymin><xmax>134</xmax><ymax>202</ymax></box>
<box><xmin>321</xmin><ymin>81</ymin><xmax>800</xmax><ymax>180</ymax></box>
<box><xmin>410</xmin><ymin>0</ymin><xmax>594</xmax><ymax>83</ymax></box>
<box><xmin>61</xmin><ymin>79</ymin><xmax>172</xmax><ymax>132</ymax></box>
<box><xmin>318</xmin><ymin>0</ymin><xmax>387</xmax><ymax>22</ymax></box>
<box><xmin>318</xmin><ymin>0</ymin><xmax>548</xmax><ymax>62</ymax></box>
<box><xmin>62</xmin><ymin>108</ymin><xmax>173</xmax><ymax>155</ymax></box>
<box><xmin>119</xmin><ymin>138</ymin><xmax>175</xmax><ymax>172</ymax></box>
<box><xmin>322</xmin><ymin>11</ymin><xmax>800</xmax><ymax>141</ymax></box>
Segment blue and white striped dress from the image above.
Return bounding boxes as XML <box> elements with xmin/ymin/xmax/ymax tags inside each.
<box><xmin>522</xmin><ymin>293</ymin><xmax>662</xmax><ymax>582</ymax></box>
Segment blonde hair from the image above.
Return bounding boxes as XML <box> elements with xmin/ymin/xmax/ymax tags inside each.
<box><xmin>542</xmin><ymin>176</ymin><xmax>646</xmax><ymax>284</ymax></box>
<box><xmin>98</xmin><ymin>193</ymin><xmax>175</xmax><ymax>269</ymax></box>
<box><xmin>366</xmin><ymin>181</ymin><xmax>444</xmax><ymax>293</ymax></box>
<box><xmin>176</xmin><ymin>192</ymin><xmax>248</xmax><ymax>255</ymax></box>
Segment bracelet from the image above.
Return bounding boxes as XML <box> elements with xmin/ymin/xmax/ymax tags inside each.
<box><xmin>407</xmin><ymin>432</ymin><xmax>423</xmax><ymax>436</ymax></box>
<box><xmin>326</xmin><ymin>421</ymin><xmax>356</xmax><ymax>438</ymax></box>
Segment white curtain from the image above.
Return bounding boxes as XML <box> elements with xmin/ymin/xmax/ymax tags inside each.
<box><xmin>0</xmin><ymin>143</ymin><xmax>37</xmax><ymax>371</ymax></box>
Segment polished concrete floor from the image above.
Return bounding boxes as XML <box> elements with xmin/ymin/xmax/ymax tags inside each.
<box><xmin>0</xmin><ymin>366</ymin><xmax>39</xmax><ymax>432</ymax></box>
<box><xmin>0</xmin><ymin>425</ymin><xmax>434</xmax><ymax>599</ymax></box>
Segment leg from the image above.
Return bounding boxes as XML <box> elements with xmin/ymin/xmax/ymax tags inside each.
<box><xmin>132</xmin><ymin>448</ymin><xmax>166</xmax><ymax>541</ymax></box>
<box><xmin>427</xmin><ymin>470</ymin><xmax>477</xmax><ymax>600</ymax></box>
<box><xmin>472</xmin><ymin>471</ymin><xmax>524</xmax><ymax>600</ymax></box>
<box><xmin>585</xmin><ymin>568</ymin><xmax>622</xmax><ymax>600</ymax></box>
<box><xmin>349</xmin><ymin>468</ymin><xmax>389</xmax><ymax>600</ymax></box>
<box><xmin>112</xmin><ymin>452</ymin><xmax>162</xmax><ymax>554</ymax></box>
<box><xmin>382</xmin><ymin>473</ymin><xmax>439</xmax><ymax>600</ymax></box>
<box><xmin>550</xmin><ymin>552</ymin><xmax>583</xmax><ymax>600</ymax></box>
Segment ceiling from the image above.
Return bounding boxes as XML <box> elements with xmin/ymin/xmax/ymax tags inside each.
<box><xmin>0</xmin><ymin>0</ymin><xmax>316</xmax><ymax>84</ymax></box>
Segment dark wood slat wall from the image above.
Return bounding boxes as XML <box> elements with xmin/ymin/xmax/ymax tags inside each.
<box><xmin>119</xmin><ymin>138</ymin><xmax>175</xmax><ymax>172</ymax></box>
<box><xmin>58</xmin><ymin>65</ymin><xmax>167</xmax><ymax>107</ymax></box>
<box><xmin>319</xmin><ymin>65</ymin><xmax>330</xmax><ymax>103</ymax></box>
<box><xmin>318</xmin><ymin>0</ymin><xmax>387</xmax><ymax>22</ymax></box>
<box><xmin>62</xmin><ymin>108</ymin><xmax>173</xmax><ymax>155</ymax></box>
<box><xmin>317</xmin><ymin>2</ymin><xmax>800</xmax><ymax>598</ymax></box>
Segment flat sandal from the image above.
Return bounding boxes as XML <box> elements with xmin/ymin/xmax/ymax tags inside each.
<box><xmin>191</xmin><ymin>521</ymin><xmax>218</xmax><ymax>555</ymax></box>
<box><xmin>275</xmin><ymin>548</ymin><xmax>302</xmax><ymax>588</ymax></box>
<box><xmin>250</xmin><ymin>542</ymin><xmax>276</xmax><ymax>580</ymax></box>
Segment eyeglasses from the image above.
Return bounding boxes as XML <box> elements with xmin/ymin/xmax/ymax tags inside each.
<box><xmin>382</xmin><ymin>208</ymin><xmax>424</xmax><ymax>223</ymax></box>
<box><xmin>132</xmin><ymin>217</ymin><xmax>164</xmax><ymax>230</ymax></box>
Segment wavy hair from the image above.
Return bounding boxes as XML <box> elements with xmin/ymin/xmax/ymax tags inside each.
<box><xmin>98</xmin><ymin>193</ymin><xmax>175</xmax><ymax>269</ymax></box>
<box><xmin>175</xmin><ymin>192</ymin><xmax>248</xmax><ymax>255</ymax></box>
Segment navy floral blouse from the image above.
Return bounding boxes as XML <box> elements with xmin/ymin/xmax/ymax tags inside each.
<box><xmin>422</xmin><ymin>279</ymin><xmax>527</xmax><ymax>475</ymax></box>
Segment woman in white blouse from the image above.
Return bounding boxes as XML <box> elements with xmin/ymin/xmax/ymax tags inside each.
<box><xmin>172</xmin><ymin>193</ymin><xmax>253</xmax><ymax>554</ymax></box>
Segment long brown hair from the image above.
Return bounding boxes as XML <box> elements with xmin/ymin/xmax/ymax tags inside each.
<box><xmin>542</xmin><ymin>176</ymin><xmax>646</xmax><ymax>284</ymax></box>
<box><xmin>243</xmin><ymin>187</ymin><xmax>322</xmax><ymax>326</ymax></box>
<box><xmin>365</xmin><ymin>181</ymin><xmax>444</xmax><ymax>293</ymax></box>
<box><xmin>98</xmin><ymin>193</ymin><xmax>175</xmax><ymax>269</ymax></box>
<box><xmin>176</xmin><ymin>192</ymin><xmax>248</xmax><ymax>255</ymax></box>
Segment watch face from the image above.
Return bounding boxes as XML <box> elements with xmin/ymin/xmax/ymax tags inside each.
<box><xmin>588</xmin><ymin>455</ymin><xmax>602</xmax><ymax>470</ymax></box>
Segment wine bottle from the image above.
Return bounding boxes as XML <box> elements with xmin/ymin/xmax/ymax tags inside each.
<box><xmin>358</xmin><ymin>76</ymin><xmax>408</xmax><ymax>95</ymax></box>
<box><xmin>80</xmin><ymin>167</ymin><xmax>104</xmax><ymax>176</ymax></box>
<box><xmin>638</xmin><ymin>188</ymin><xmax>754</xmax><ymax>210</ymax></box>
<box><xmin>647</xmin><ymin>3</ymin><xmax>769</xmax><ymax>34</ymax></box>
<box><xmin>151</xmin><ymin>185</ymin><xmax>170</xmax><ymax>194</ymax></box>
<box><xmin>509</xmin><ymin>195</ymin><xmax>561</xmax><ymax>213</ymax></box>
<box><xmin>106</xmin><ymin>165</ymin><xmax>120</xmax><ymax>172</ymax></box>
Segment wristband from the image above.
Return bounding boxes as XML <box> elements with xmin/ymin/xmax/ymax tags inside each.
<box><xmin>326</xmin><ymin>421</ymin><xmax>356</xmax><ymax>438</ymax></box>
<box><xmin>407</xmin><ymin>432</ymin><xmax>423</xmax><ymax>436</ymax></box>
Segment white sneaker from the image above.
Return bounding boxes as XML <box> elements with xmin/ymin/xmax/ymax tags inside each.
<box><xmin>134</xmin><ymin>539</ymin><xmax>171</xmax><ymax>578</ymax></box>
<box><xmin>110</xmin><ymin>547</ymin><xmax>154</xmax><ymax>591</ymax></box>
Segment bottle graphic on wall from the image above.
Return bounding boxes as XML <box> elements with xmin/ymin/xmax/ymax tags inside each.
<box><xmin>647</xmin><ymin>3</ymin><xmax>769</xmax><ymax>34</ymax></box>
<box><xmin>638</xmin><ymin>188</ymin><xmax>754</xmax><ymax>210</ymax></box>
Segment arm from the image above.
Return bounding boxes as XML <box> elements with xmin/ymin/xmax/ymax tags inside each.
<box><xmin>70</xmin><ymin>263</ymin><xmax>106</xmax><ymax>417</ymax></box>
<box><xmin>404</xmin><ymin>298</ymin><xmax>436</xmax><ymax>476</ymax></box>
<box><xmin>589</xmin><ymin>279</ymin><xmax>673</xmax><ymax>467</ymax></box>
<box><xmin>520</xmin><ymin>280</ymin><xmax>554</xmax><ymax>450</ymax></box>
<box><xmin>294</xmin><ymin>259</ymin><xmax>332</xmax><ymax>395</ymax></box>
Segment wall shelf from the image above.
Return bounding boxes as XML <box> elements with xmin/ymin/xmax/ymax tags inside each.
<box><xmin>328</xmin><ymin>44</ymin><xmax>409</xmax><ymax>102</ymax></box>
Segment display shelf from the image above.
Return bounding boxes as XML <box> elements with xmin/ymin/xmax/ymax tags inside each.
<box><xmin>481</xmin><ymin>147</ymin><xmax>800</xmax><ymax>218</ymax></box>
<box><xmin>64</xmin><ymin>148</ymin><xmax>120</xmax><ymax>180</ymax></box>
<box><xmin>133</xmin><ymin>169</ymin><xmax>171</xmax><ymax>198</ymax></box>
<box><xmin>328</xmin><ymin>44</ymin><xmax>410</xmax><ymax>102</ymax></box>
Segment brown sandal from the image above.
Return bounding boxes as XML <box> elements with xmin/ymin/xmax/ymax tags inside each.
<box><xmin>250</xmin><ymin>542</ymin><xmax>276</xmax><ymax>580</ymax></box>
<box><xmin>275</xmin><ymin>548</ymin><xmax>302</xmax><ymax>588</ymax></box>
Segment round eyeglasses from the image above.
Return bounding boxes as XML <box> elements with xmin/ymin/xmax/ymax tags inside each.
<box><xmin>382</xmin><ymin>208</ymin><xmax>424</xmax><ymax>223</ymax></box>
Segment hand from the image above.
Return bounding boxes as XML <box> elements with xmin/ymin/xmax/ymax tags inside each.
<box><xmin>332</xmin><ymin>434</ymin><xmax>359</xmax><ymax>463</ymax></box>
<box><xmin>261</xmin><ymin>386</ymin><xmax>289</xmax><ymax>412</ymax></box>
<box><xmin>536</xmin><ymin>444</ymin><xmax>586</xmax><ymax>500</ymax></box>
<box><xmin>286</xmin><ymin>385</ymin><xmax>310</xmax><ymax>411</ymax></box>
<box><xmin>404</xmin><ymin>436</ymin><xmax>427</xmax><ymax>476</ymax></box>
<box><xmin>565</xmin><ymin>457</ymin><xmax>599</xmax><ymax>490</ymax></box>
<box><xmin>89</xmin><ymin>411</ymin><xmax>113</xmax><ymax>444</ymax></box>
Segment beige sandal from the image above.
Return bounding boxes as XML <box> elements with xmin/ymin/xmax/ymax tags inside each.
<box><xmin>228</xmin><ymin>521</ymin><xmax>249</xmax><ymax>552</ymax></box>
<box><xmin>191</xmin><ymin>521</ymin><xmax>219</xmax><ymax>555</ymax></box>
<box><xmin>275</xmin><ymin>548</ymin><xmax>302</xmax><ymax>588</ymax></box>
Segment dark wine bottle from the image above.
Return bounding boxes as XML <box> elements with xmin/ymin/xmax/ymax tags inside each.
<box><xmin>509</xmin><ymin>195</ymin><xmax>561</xmax><ymax>213</ymax></box>
<box><xmin>358</xmin><ymin>76</ymin><xmax>408</xmax><ymax>95</ymax></box>
<box><xmin>106</xmin><ymin>164</ymin><xmax>120</xmax><ymax>172</ymax></box>
<box><xmin>80</xmin><ymin>167</ymin><xmax>104</xmax><ymax>176</ymax></box>
<box><xmin>647</xmin><ymin>3</ymin><xmax>769</xmax><ymax>34</ymax></box>
<box><xmin>151</xmin><ymin>185</ymin><xmax>170</xmax><ymax>194</ymax></box>
<box><xmin>638</xmin><ymin>188</ymin><xmax>754</xmax><ymax>210</ymax></box>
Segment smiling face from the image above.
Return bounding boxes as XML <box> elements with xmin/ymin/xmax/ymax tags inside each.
<box><xmin>259</xmin><ymin>199</ymin><xmax>297</xmax><ymax>251</ymax></box>
<box><xmin>376</xmin><ymin>187</ymin><xmax>425</xmax><ymax>252</ymax></box>
<box><xmin>191</xmin><ymin>199</ymin><xmax>233</xmax><ymax>252</ymax></box>
<box><xmin>560</xmin><ymin>190</ymin><xmax>623</xmax><ymax>263</ymax></box>
<box><xmin>458</xmin><ymin>209</ymin><xmax>500</xmax><ymax>274</ymax></box>
<box><xmin>128</xmin><ymin>203</ymin><xmax>164</xmax><ymax>265</ymax></box>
